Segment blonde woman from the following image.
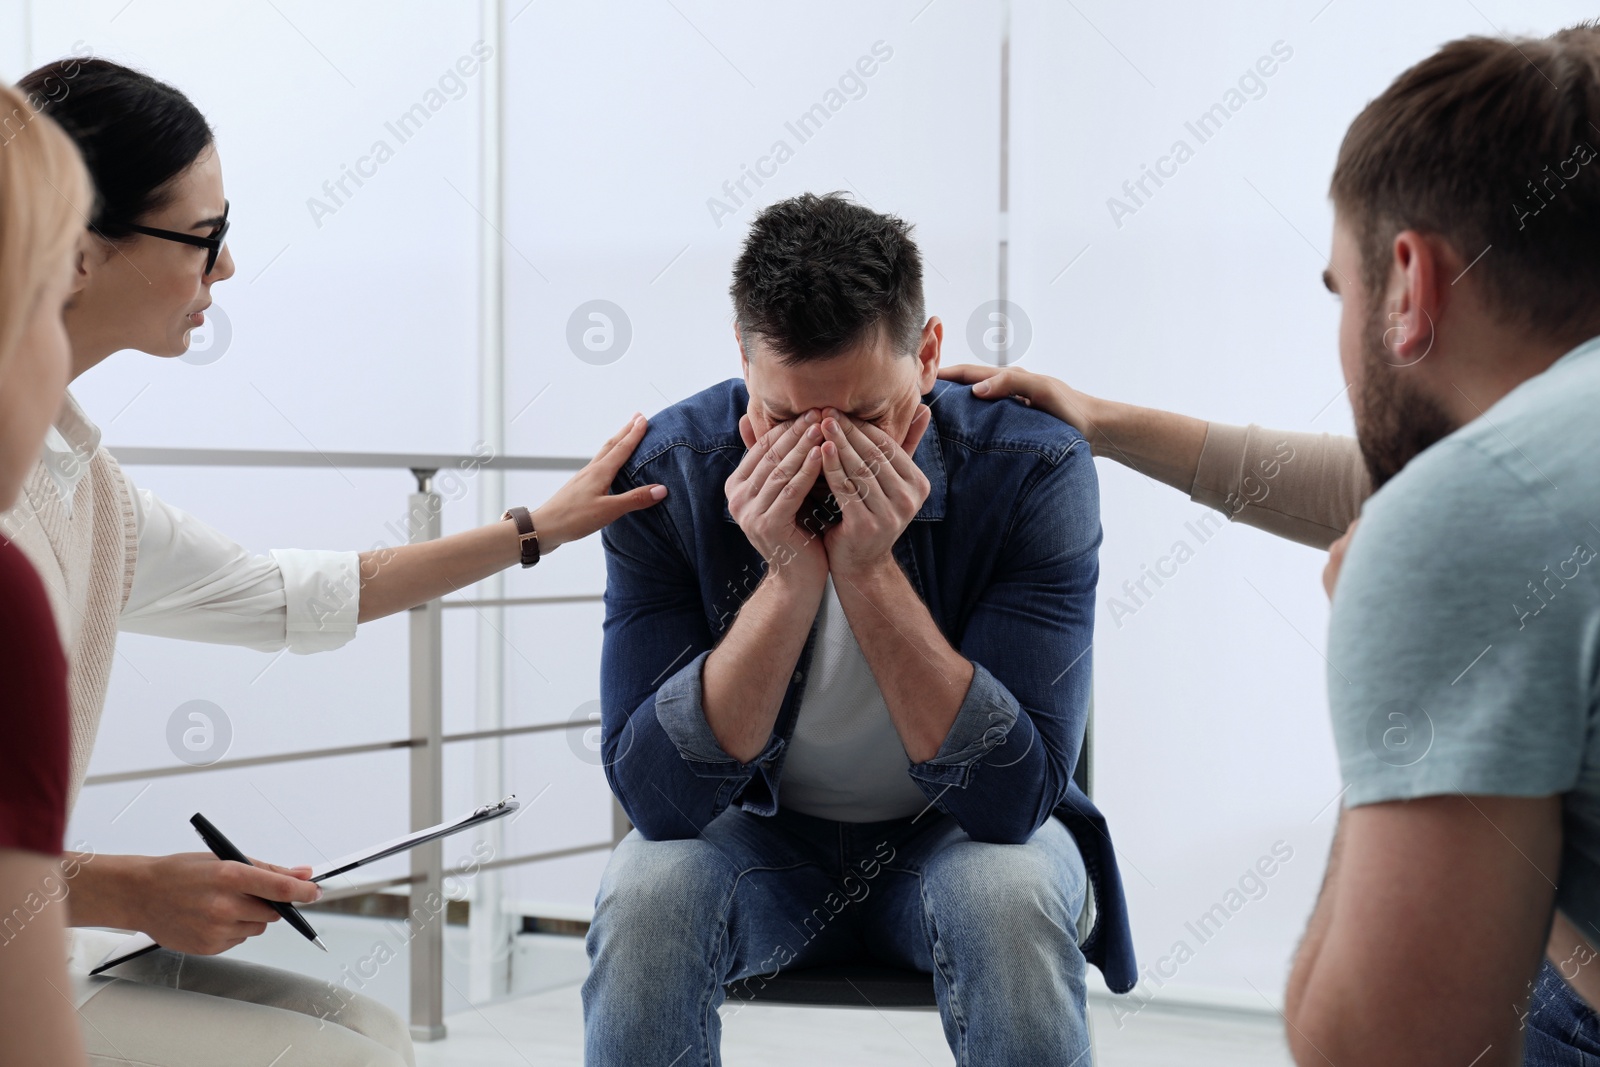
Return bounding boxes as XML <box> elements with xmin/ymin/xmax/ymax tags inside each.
<box><xmin>0</xmin><ymin>79</ymin><xmax>96</xmax><ymax>1067</ymax></box>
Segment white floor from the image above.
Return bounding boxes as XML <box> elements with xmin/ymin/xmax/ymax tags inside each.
<box><xmin>413</xmin><ymin>983</ymin><xmax>1296</xmax><ymax>1067</ymax></box>
<box><xmin>229</xmin><ymin>913</ymin><xmax>1294</xmax><ymax>1066</ymax></box>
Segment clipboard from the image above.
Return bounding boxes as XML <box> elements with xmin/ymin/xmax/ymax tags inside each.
<box><xmin>89</xmin><ymin>796</ymin><xmax>521</xmax><ymax>976</ymax></box>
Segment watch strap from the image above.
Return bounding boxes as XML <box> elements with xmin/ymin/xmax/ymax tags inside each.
<box><xmin>502</xmin><ymin>506</ymin><xmax>540</xmax><ymax>568</ymax></box>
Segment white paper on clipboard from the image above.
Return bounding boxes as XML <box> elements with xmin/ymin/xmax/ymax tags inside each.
<box><xmin>310</xmin><ymin>795</ymin><xmax>520</xmax><ymax>883</ymax></box>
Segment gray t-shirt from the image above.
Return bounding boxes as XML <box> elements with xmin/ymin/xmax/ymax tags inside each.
<box><xmin>780</xmin><ymin>576</ymin><xmax>928</xmax><ymax>822</ymax></box>
<box><xmin>1328</xmin><ymin>334</ymin><xmax>1600</xmax><ymax>942</ymax></box>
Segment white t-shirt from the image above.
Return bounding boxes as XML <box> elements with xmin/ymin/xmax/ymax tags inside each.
<box><xmin>779</xmin><ymin>576</ymin><xmax>929</xmax><ymax>822</ymax></box>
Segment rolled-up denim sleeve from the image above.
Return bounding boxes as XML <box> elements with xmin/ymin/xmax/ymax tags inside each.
<box><xmin>599</xmin><ymin>467</ymin><xmax>781</xmax><ymax>840</ymax></box>
<box><xmin>909</xmin><ymin>662</ymin><xmax>1024</xmax><ymax>785</ymax></box>
<box><xmin>908</xmin><ymin>439</ymin><xmax>1099</xmax><ymax>844</ymax></box>
<box><xmin>653</xmin><ymin>648</ymin><xmax>786</xmax><ymax>770</ymax></box>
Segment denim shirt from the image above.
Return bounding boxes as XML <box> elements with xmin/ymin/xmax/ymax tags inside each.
<box><xmin>599</xmin><ymin>377</ymin><xmax>1137</xmax><ymax>992</ymax></box>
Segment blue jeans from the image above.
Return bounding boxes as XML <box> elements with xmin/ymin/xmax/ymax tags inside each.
<box><xmin>1525</xmin><ymin>959</ymin><xmax>1600</xmax><ymax>1064</ymax></box>
<box><xmin>582</xmin><ymin>805</ymin><xmax>1091</xmax><ymax>1066</ymax></box>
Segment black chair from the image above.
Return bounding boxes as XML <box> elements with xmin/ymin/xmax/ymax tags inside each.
<box><xmin>728</xmin><ymin>962</ymin><xmax>940</xmax><ymax>1009</ymax></box>
<box><xmin>725</xmin><ymin>708</ymin><xmax>1096</xmax><ymax>1013</ymax></box>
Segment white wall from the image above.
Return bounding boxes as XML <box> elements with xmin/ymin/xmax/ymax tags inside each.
<box><xmin>1008</xmin><ymin>0</ymin><xmax>1598</xmax><ymax>1011</ymax></box>
<box><xmin>5</xmin><ymin>0</ymin><xmax>1588</xmax><ymax>1013</ymax></box>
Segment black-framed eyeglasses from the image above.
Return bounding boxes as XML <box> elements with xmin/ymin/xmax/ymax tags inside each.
<box><xmin>120</xmin><ymin>200</ymin><xmax>230</xmax><ymax>275</ymax></box>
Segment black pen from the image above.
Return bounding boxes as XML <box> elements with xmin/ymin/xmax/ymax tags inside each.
<box><xmin>190</xmin><ymin>813</ymin><xmax>328</xmax><ymax>952</ymax></box>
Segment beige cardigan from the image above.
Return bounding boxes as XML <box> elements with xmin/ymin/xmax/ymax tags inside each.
<box><xmin>1</xmin><ymin>395</ymin><xmax>138</xmax><ymax>813</ymax></box>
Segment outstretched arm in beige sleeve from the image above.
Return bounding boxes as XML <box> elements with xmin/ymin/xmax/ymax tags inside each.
<box><xmin>938</xmin><ymin>364</ymin><xmax>1370</xmax><ymax>550</ymax></box>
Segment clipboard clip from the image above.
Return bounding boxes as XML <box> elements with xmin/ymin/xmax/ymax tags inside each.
<box><xmin>473</xmin><ymin>796</ymin><xmax>517</xmax><ymax>819</ymax></box>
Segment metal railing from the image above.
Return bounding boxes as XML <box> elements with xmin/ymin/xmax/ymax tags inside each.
<box><xmin>92</xmin><ymin>446</ymin><xmax>624</xmax><ymax>1040</ymax></box>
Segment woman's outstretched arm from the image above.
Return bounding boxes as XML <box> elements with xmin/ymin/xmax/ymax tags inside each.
<box><xmin>939</xmin><ymin>364</ymin><xmax>1369</xmax><ymax>549</ymax></box>
<box><xmin>121</xmin><ymin>413</ymin><xmax>668</xmax><ymax>645</ymax></box>
<box><xmin>353</xmin><ymin>412</ymin><xmax>667</xmax><ymax>621</ymax></box>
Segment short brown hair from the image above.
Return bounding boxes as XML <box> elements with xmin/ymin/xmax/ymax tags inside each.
<box><xmin>730</xmin><ymin>192</ymin><xmax>925</xmax><ymax>365</ymax></box>
<box><xmin>1330</xmin><ymin>23</ymin><xmax>1600</xmax><ymax>345</ymax></box>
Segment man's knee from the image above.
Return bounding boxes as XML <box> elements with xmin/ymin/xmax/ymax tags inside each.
<box><xmin>922</xmin><ymin>823</ymin><xmax>1087</xmax><ymax>947</ymax></box>
<box><xmin>589</xmin><ymin>831</ymin><xmax>734</xmax><ymax>955</ymax></box>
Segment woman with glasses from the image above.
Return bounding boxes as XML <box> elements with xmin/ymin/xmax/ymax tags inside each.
<box><xmin>122</xmin><ymin>200</ymin><xmax>230</xmax><ymax>275</ymax></box>
<box><xmin>8</xmin><ymin>57</ymin><xmax>665</xmax><ymax>1067</ymax></box>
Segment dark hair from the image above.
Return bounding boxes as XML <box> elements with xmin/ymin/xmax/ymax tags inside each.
<box><xmin>17</xmin><ymin>58</ymin><xmax>213</xmax><ymax>239</ymax></box>
<box><xmin>730</xmin><ymin>192</ymin><xmax>925</xmax><ymax>365</ymax></box>
<box><xmin>1330</xmin><ymin>23</ymin><xmax>1600</xmax><ymax>345</ymax></box>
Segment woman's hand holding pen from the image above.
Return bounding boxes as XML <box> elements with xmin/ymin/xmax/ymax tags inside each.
<box><xmin>78</xmin><ymin>852</ymin><xmax>322</xmax><ymax>955</ymax></box>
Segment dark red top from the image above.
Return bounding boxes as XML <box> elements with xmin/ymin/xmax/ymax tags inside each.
<box><xmin>0</xmin><ymin>536</ymin><xmax>69</xmax><ymax>855</ymax></box>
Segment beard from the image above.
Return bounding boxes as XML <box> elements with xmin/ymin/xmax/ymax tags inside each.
<box><xmin>1352</xmin><ymin>307</ymin><xmax>1456</xmax><ymax>490</ymax></box>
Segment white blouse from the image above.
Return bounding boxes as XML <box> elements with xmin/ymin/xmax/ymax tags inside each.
<box><xmin>42</xmin><ymin>397</ymin><xmax>360</xmax><ymax>654</ymax></box>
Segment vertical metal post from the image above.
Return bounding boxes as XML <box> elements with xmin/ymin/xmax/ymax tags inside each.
<box><xmin>469</xmin><ymin>0</ymin><xmax>511</xmax><ymax>1004</ymax></box>
<box><xmin>997</xmin><ymin>0</ymin><xmax>1012</xmax><ymax>366</ymax></box>
<box><xmin>408</xmin><ymin>469</ymin><xmax>447</xmax><ymax>1041</ymax></box>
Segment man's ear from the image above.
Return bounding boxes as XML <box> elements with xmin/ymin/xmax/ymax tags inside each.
<box><xmin>1382</xmin><ymin>231</ymin><xmax>1446</xmax><ymax>367</ymax></box>
<box><xmin>914</xmin><ymin>317</ymin><xmax>942</xmax><ymax>393</ymax></box>
<box><xmin>735</xmin><ymin>324</ymin><xmax>750</xmax><ymax>375</ymax></box>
